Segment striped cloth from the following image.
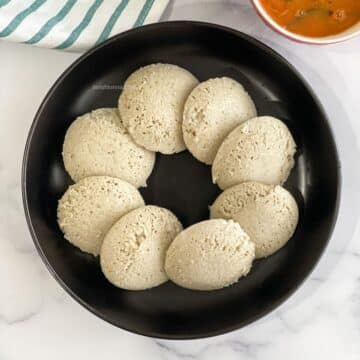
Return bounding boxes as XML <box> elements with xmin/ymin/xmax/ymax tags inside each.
<box><xmin>0</xmin><ymin>0</ymin><xmax>169</xmax><ymax>52</ymax></box>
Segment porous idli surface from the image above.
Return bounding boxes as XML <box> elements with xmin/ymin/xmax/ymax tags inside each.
<box><xmin>57</xmin><ymin>176</ymin><xmax>144</xmax><ymax>256</ymax></box>
<box><xmin>212</xmin><ymin>116</ymin><xmax>296</xmax><ymax>189</ymax></box>
<box><xmin>183</xmin><ymin>77</ymin><xmax>257</xmax><ymax>164</ymax></box>
<box><xmin>210</xmin><ymin>182</ymin><xmax>299</xmax><ymax>258</ymax></box>
<box><xmin>62</xmin><ymin>108</ymin><xmax>155</xmax><ymax>188</ymax></box>
<box><xmin>165</xmin><ymin>219</ymin><xmax>255</xmax><ymax>290</ymax></box>
<box><xmin>118</xmin><ymin>63</ymin><xmax>199</xmax><ymax>154</ymax></box>
<box><xmin>100</xmin><ymin>205</ymin><xmax>183</xmax><ymax>290</ymax></box>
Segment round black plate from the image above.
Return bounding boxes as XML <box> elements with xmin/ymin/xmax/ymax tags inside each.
<box><xmin>22</xmin><ymin>21</ymin><xmax>340</xmax><ymax>339</ymax></box>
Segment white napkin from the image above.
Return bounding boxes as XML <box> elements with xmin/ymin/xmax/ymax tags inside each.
<box><xmin>0</xmin><ymin>0</ymin><xmax>169</xmax><ymax>52</ymax></box>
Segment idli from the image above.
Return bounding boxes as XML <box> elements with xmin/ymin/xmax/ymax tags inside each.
<box><xmin>165</xmin><ymin>219</ymin><xmax>255</xmax><ymax>290</ymax></box>
<box><xmin>212</xmin><ymin>116</ymin><xmax>296</xmax><ymax>189</ymax></box>
<box><xmin>183</xmin><ymin>77</ymin><xmax>257</xmax><ymax>164</ymax></box>
<box><xmin>100</xmin><ymin>205</ymin><xmax>183</xmax><ymax>290</ymax></box>
<box><xmin>62</xmin><ymin>108</ymin><xmax>155</xmax><ymax>188</ymax></box>
<box><xmin>119</xmin><ymin>63</ymin><xmax>199</xmax><ymax>154</ymax></box>
<box><xmin>57</xmin><ymin>176</ymin><xmax>144</xmax><ymax>256</ymax></box>
<box><xmin>210</xmin><ymin>182</ymin><xmax>299</xmax><ymax>258</ymax></box>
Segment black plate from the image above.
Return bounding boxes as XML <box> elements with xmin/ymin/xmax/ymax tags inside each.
<box><xmin>22</xmin><ymin>21</ymin><xmax>340</xmax><ymax>339</ymax></box>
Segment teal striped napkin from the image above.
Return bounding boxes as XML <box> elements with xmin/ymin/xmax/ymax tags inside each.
<box><xmin>0</xmin><ymin>0</ymin><xmax>169</xmax><ymax>51</ymax></box>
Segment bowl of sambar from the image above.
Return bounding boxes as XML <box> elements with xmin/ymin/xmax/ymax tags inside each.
<box><xmin>252</xmin><ymin>0</ymin><xmax>360</xmax><ymax>44</ymax></box>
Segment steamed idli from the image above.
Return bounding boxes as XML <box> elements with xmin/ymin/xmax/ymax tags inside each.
<box><xmin>165</xmin><ymin>219</ymin><xmax>255</xmax><ymax>290</ymax></box>
<box><xmin>210</xmin><ymin>182</ymin><xmax>299</xmax><ymax>258</ymax></box>
<box><xmin>118</xmin><ymin>63</ymin><xmax>199</xmax><ymax>154</ymax></box>
<box><xmin>100</xmin><ymin>205</ymin><xmax>183</xmax><ymax>290</ymax></box>
<box><xmin>212</xmin><ymin>116</ymin><xmax>296</xmax><ymax>189</ymax></box>
<box><xmin>62</xmin><ymin>108</ymin><xmax>155</xmax><ymax>188</ymax></box>
<box><xmin>183</xmin><ymin>77</ymin><xmax>257</xmax><ymax>164</ymax></box>
<box><xmin>57</xmin><ymin>176</ymin><xmax>144</xmax><ymax>256</ymax></box>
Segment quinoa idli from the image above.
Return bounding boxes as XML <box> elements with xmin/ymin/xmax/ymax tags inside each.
<box><xmin>165</xmin><ymin>219</ymin><xmax>255</xmax><ymax>290</ymax></box>
<box><xmin>62</xmin><ymin>108</ymin><xmax>155</xmax><ymax>188</ymax></box>
<box><xmin>210</xmin><ymin>182</ymin><xmax>299</xmax><ymax>258</ymax></box>
<box><xmin>118</xmin><ymin>63</ymin><xmax>199</xmax><ymax>154</ymax></box>
<box><xmin>57</xmin><ymin>176</ymin><xmax>144</xmax><ymax>256</ymax></box>
<box><xmin>100</xmin><ymin>205</ymin><xmax>183</xmax><ymax>290</ymax></box>
<box><xmin>183</xmin><ymin>77</ymin><xmax>257</xmax><ymax>164</ymax></box>
<box><xmin>212</xmin><ymin>116</ymin><xmax>296</xmax><ymax>189</ymax></box>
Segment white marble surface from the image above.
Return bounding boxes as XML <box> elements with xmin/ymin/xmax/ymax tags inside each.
<box><xmin>1</xmin><ymin>0</ymin><xmax>360</xmax><ymax>358</ymax></box>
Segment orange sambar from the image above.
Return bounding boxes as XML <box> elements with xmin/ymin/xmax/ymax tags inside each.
<box><xmin>259</xmin><ymin>0</ymin><xmax>360</xmax><ymax>37</ymax></box>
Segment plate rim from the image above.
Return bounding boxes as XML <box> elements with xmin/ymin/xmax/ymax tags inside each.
<box><xmin>21</xmin><ymin>20</ymin><xmax>342</xmax><ymax>339</ymax></box>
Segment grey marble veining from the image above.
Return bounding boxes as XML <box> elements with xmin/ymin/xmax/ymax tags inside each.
<box><xmin>1</xmin><ymin>0</ymin><xmax>360</xmax><ymax>359</ymax></box>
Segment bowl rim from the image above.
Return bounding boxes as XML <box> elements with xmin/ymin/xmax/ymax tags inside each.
<box><xmin>22</xmin><ymin>20</ymin><xmax>342</xmax><ymax>339</ymax></box>
<box><xmin>251</xmin><ymin>0</ymin><xmax>360</xmax><ymax>44</ymax></box>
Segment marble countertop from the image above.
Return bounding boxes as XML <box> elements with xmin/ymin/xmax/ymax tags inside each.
<box><xmin>1</xmin><ymin>0</ymin><xmax>360</xmax><ymax>358</ymax></box>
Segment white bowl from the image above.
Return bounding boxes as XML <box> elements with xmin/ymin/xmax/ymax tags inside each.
<box><xmin>251</xmin><ymin>0</ymin><xmax>360</xmax><ymax>44</ymax></box>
